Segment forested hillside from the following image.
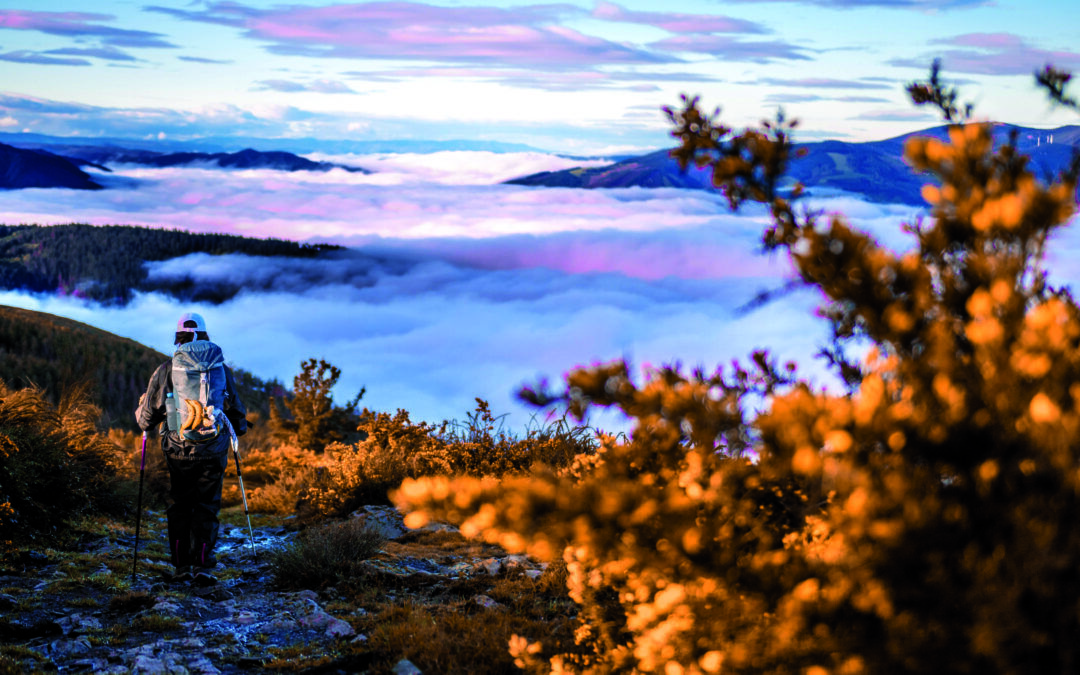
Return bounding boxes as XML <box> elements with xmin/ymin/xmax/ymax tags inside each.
<box><xmin>0</xmin><ymin>305</ymin><xmax>281</xmax><ymax>430</ymax></box>
<box><xmin>0</xmin><ymin>224</ymin><xmax>342</xmax><ymax>304</ymax></box>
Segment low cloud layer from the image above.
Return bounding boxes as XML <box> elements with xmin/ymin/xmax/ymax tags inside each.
<box><xmin>0</xmin><ymin>262</ymin><xmax>831</xmax><ymax>432</ymax></box>
<box><xmin>3</xmin><ymin>151</ymin><xmax>1075</xmax><ymax>431</ymax></box>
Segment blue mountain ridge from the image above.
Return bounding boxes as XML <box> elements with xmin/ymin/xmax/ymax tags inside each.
<box><xmin>506</xmin><ymin>123</ymin><xmax>1080</xmax><ymax>206</ymax></box>
<box><xmin>8</xmin><ymin>145</ymin><xmax>370</xmax><ymax>174</ymax></box>
<box><xmin>0</xmin><ymin>131</ymin><xmax>542</xmax><ymax>155</ymax></box>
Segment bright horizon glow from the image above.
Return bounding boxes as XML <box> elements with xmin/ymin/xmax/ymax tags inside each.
<box><xmin>1</xmin><ymin>1</ymin><xmax>1078</xmax><ymax>153</ymax></box>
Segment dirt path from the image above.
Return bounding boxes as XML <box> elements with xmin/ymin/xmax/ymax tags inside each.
<box><xmin>0</xmin><ymin>507</ymin><xmax>551</xmax><ymax>674</ymax></box>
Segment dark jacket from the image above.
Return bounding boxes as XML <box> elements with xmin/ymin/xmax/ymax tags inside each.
<box><xmin>136</xmin><ymin>349</ymin><xmax>248</xmax><ymax>456</ymax></box>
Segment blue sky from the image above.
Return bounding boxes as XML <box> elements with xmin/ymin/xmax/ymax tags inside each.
<box><xmin>2</xmin><ymin>0</ymin><xmax>1079</xmax><ymax>153</ymax></box>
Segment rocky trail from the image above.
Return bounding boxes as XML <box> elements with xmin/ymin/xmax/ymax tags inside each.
<box><xmin>0</xmin><ymin>506</ymin><xmax>553</xmax><ymax>674</ymax></box>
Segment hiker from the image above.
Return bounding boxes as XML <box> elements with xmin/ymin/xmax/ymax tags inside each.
<box><xmin>135</xmin><ymin>312</ymin><xmax>248</xmax><ymax>585</ymax></box>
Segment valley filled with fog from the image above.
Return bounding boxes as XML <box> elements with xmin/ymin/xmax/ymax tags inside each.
<box><xmin>3</xmin><ymin>151</ymin><xmax>1076</xmax><ymax>430</ymax></box>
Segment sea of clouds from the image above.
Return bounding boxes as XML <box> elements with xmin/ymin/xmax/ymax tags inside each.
<box><xmin>3</xmin><ymin>151</ymin><xmax>1075</xmax><ymax>431</ymax></box>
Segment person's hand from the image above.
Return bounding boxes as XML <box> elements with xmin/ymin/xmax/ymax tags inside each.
<box><xmin>138</xmin><ymin>393</ymin><xmax>146</xmax><ymax>407</ymax></box>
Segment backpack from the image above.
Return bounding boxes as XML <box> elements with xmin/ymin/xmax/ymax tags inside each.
<box><xmin>166</xmin><ymin>340</ymin><xmax>228</xmax><ymax>443</ymax></box>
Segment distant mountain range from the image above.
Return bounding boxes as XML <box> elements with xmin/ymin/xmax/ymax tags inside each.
<box><xmin>3</xmin><ymin>124</ymin><xmax>1078</xmax><ymax>202</ymax></box>
<box><xmin>48</xmin><ymin>146</ymin><xmax>370</xmax><ymax>173</ymax></box>
<box><xmin>1</xmin><ymin>141</ymin><xmax>371</xmax><ymax>190</ymax></box>
<box><xmin>0</xmin><ymin>131</ymin><xmax>542</xmax><ymax>156</ymax></box>
<box><xmin>506</xmin><ymin>123</ymin><xmax>1080</xmax><ymax>206</ymax></box>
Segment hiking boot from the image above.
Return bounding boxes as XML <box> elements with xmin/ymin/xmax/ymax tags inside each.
<box><xmin>170</xmin><ymin>567</ymin><xmax>193</xmax><ymax>583</ymax></box>
<box><xmin>193</xmin><ymin>570</ymin><xmax>218</xmax><ymax>587</ymax></box>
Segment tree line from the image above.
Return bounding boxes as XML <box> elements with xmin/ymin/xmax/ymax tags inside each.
<box><xmin>0</xmin><ymin>223</ymin><xmax>341</xmax><ymax>305</ymax></box>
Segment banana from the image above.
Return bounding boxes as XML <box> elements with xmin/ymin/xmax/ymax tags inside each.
<box><xmin>180</xmin><ymin>399</ymin><xmax>205</xmax><ymax>432</ymax></box>
<box><xmin>190</xmin><ymin>400</ymin><xmax>205</xmax><ymax>431</ymax></box>
<box><xmin>180</xmin><ymin>399</ymin><xmax>194</xmax><ymax>431</ymax></box>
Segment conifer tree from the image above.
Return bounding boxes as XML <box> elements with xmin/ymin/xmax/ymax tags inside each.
<box><xmin>271</xmin><ymin>358</ymin><xmax>363</xmax><ymax>452</ymax></box>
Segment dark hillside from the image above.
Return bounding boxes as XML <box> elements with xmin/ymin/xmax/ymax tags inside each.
<box><xmin>0</xmin><ymin>224</ymin><xmax>343</xmax><ymax>304</ymax></box>
<box><xmin>0</xmin><ymin>305</ymin><xmax>281</xmax><ymax>430</ymax></box>
<box><xmin>0</xmin><ymin>142</ymin><xmax>102</xmax><ymax>190</ymax></box>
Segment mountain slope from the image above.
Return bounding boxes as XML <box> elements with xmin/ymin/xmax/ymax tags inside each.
<box><xmin>0</xmin><ymin>143</ymin><xmax>103</xmax><ymax>190</ymax></box>
<box><xmin>0</xmin><ymin>305</ymin><xmax>281</xmax><ymax>430</ymax></box>
<box><xmin>507</xmin><ymin>123</ymin><xmax>1080</xmax><ymax>206</ymax></box>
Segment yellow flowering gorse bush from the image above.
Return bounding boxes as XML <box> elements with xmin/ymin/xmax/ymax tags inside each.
<box><xmin>396</xmin><ymin>68</ymin><xmax>1080</xmax><ymax>673</ymax></box>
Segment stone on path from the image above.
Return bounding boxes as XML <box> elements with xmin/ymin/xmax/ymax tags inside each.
<box><xmin>393</xmin><ymin>658</ymin><xmax>424</xmax><ymax>675</ymax></box>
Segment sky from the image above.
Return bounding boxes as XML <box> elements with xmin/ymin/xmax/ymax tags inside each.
<box><xmin>1</xmin><ymin>0</ymin><xmax>1080</xmax><ymax>431</ymax></box>
<box><xmin>1</xmin><ymin>0</ymin><xmax>1080</xmax><ymax>154</ymax></box>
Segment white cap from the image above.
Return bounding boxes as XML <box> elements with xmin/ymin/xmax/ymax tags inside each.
<box><xmin>176</xmin><ymin>312</ymin><xmax>207</xmax><ymax>333</ymax></box>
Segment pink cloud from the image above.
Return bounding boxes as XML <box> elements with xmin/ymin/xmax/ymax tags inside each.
<box><xmin>753</xmin><ymin>77</ymin><xmax>891</xmax><ymax>90</ymax></box>
<box><xmin>255</xmin><ymin>78</ymin><xmax>354</xmax><ymax>93</ymax></box>
<box><xmin>591</xmin><ymin>1</ymin><xmax>766</xmax><ymax>34</ymax></box>
<box><xmin>0</xmin><ymin>9</ymin><xmax>175</xmax><ymax>48</ymax></box>
<box><xmin>148</xmin><ymin>2</ymin><xmax>675</xmax><ymax>68</ymax></box>
<box><xmin>938</xmin><ymin>32</ymin><xmax>1024</xmax><ymax>49</ymax></box>
<box><xmin>650</xmin><ymin>34</ymin><xmax>811</xmax><ymax>62</ymax></box>
<box><xmin>345</xmin><ymin>66</ymin><xmax>721</xmax><ymax>92</ymax></box>
<box><xmin>892</xmin><ymin>33</ymin><xmax>1080</xmax><ymax>75</ymax></box>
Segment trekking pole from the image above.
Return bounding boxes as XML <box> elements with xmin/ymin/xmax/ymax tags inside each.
<box><xmin>228</xmin><ymin>422</ymin><xmax>257</xmax><ymax>559</ymax></box>
<box><xmin>132</xmin><ymin>431</ymin><xmax>148</xmax><ymax>581</ymax></box>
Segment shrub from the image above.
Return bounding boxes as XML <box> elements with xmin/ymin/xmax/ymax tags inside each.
<box><xmin>268</xmin><ymin>518</ymin><xmax>385</xmax><ymax>589</ymax></box>
<box><xmin>299</xmin><ymin>401</ymin><xmax>596</xmax><ymax>519</ymax></box>
<box><xmin>396</xmin><ymin>66</ymin><xmax>1080</xmax><ymax>674</ymax></box>
<box><xmin>248</xmin><ymin>464</ymin><xmax>319</xmax><ymax>514</ymax></box>
<box><xmin>0</xmin><ymin>380</ymin><xmax>121</xmax><ymax>550</ymax></box>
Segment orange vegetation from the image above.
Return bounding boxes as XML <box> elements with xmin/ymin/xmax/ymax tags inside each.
<box><xmin>395</xmin><ymin>70</ymin><xmax>1080</xmax><ymax>673</ymax></box>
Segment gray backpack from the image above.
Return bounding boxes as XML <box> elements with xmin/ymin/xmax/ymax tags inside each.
<box><xmin>167</xmin><ymin>340</ymin><xmax>227</xmax><ymax>443</ymax></box>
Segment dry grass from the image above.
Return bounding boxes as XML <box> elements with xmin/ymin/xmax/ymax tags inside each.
<box><xmin>268</xmin><ymin>518</ymin><xmax>386</xmax><ymax>590</ymax></box>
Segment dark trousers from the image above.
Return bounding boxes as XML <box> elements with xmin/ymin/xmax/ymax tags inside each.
<box><xmin>163</xmin><ymin>448</ymin><xmax>228</xmax><ymax>570</ymax></box>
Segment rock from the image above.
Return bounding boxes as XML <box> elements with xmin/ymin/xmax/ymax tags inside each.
<box><xmin>297</xmin><ymin>602</ymin><xmax>356</xmax><ymax>639</ymax></box>
<box><xmin>48</xmin><ymin>637</ymin><xmax>92</xmax><ymax>658</ymax></box>
<box><xmin>504</xmin><ymin>555</ymin><xmax>531</xmax><ymax>569</ymax></box>
<box><xmin>125</xmin><ymin>638</ymin><xmax>222</xmax><ymax>675</ymax></box>
<box><xmin>477</xmin><ymin>558</ymin><xmax>502</xmax><ymax>576</ymax></box>
<box><xmin>325</xmin><ymin>617</ymin><xmax>356</xmax><ymax>639</ymax></box>
<box><xmin>417</xmin><ymin>521</ymin><xmax>459</xmax><ymax>535</ymax></box>
<box><xmin>473</xmin><ymin>594</ymin><xmax>499</xmax><ymax>609</ymax></box>
<box><xmin>393</xmin><ymin>658</ymin><xmax>424</xmax><ymax>675</ymax></box>
<box><xmin>190</xmin><ymin>586</ymin><xmax>233</xmax><ymax>601</ymax></box>
<box><xmin>56</xmin><ymin>612</ymin><xmax>102</xmax><ymax>635</ymax></box>
<box><xmin>150</xmin><ymin>599</ymin><xmax>182</xmax><ymax>614</ymax></box>
<box><xmin>352</xmin><ymin>505</ymin><xmax>407</xmax><ymax>539</ymax></box>
<box><xmin>71</xmin><ymin>658</ymin><xmax>113</xmax><ymax>673</ymax></box>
